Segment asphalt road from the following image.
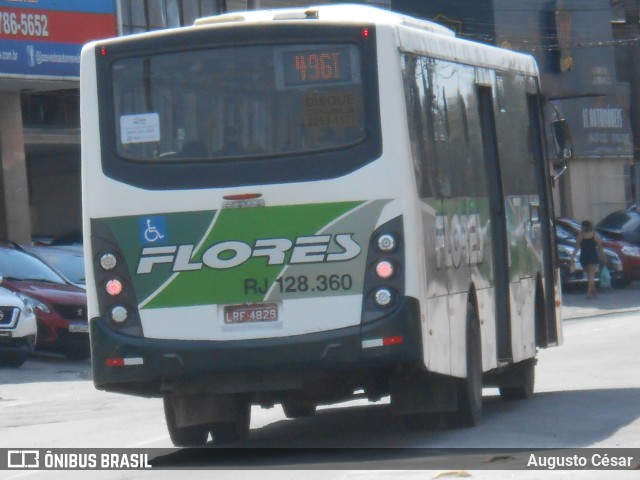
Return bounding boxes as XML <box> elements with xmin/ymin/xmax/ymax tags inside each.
<box><xmin>561</xmin><ymin>279</ymin><xmax>640</xmax><ymax>320</ymax></box>
<box><xmin>1</xmin><ymin>286</ymin><xmax>639</xmax><ymax>478</ymax></box>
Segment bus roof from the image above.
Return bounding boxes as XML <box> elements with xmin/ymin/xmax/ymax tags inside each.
<box><xmin>194</xmin><ymin>4</ymin><xmax>455</xmax><ymax>38</ymax></box>
<box><xmin>193</xmin><ymin>4</ymin><xmax>536</xmax><ymax>76</ymax></box>
<box><xmin>89</xmin><ymin>4</ymin><xmax>538</xmax><ymax>78</ymax></box>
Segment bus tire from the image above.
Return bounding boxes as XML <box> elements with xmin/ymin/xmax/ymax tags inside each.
<box><xmin>499</xmin><ymin>358</ymin><xmax>535</xmax><ymax>401</ymax></box>
<box><xmin>163</xmin><ymin>397</ymin><xmax>209</xmax><ymax>447</ymax></box>
<box><xmin>445</xmin><ymin>301</ymin><xmax>483</xmax><ymax>427</ymax></box>
<box><xmin>282</xmin><ymin>400</ymin><xmax>316</xmax><ymax>419</ymax></box>
<box><xmin>210</xmin><ymin>398</ymin><xmax>251</xmax><ymax>445</ymax></box>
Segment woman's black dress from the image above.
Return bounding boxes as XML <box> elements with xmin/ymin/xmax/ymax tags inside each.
<box><xmin>579</xmin><ymin>236</ymin><xmax>600</xmax><ymax>266</ymax></box>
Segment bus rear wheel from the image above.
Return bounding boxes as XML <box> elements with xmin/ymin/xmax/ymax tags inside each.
<box><xmin>210</xmin><ymin>398</ymin><xmax>251</xmax><ymax>445</ymax></box>
<box><xmin>163</xmin><ymin>397</ymin><xmax>209</xmax><ymax>447</ymax></box>
<box><xmin>282</xmin><ymin>400</ymin><xmax>316</xmax><ymax>419</ymax></box>
<box><xmin>445</xmin><ymin>302</ymin><xmax>483</xmax><ymax>427</ymax></box>
<box><xmin>499</xmin><ymin>358</ymin><xmax>535</xmax><ymax>401</ymax></box>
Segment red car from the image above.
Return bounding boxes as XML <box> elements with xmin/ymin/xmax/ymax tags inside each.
<box><xmin>0</xmin><ymin>242</ymin><xmax>89</xmax><ymax>360</ymax></box>
<box><xmin>556</xmin><ymin>218</ymin><xmax>640</xmax><ymax>284</ymax></box>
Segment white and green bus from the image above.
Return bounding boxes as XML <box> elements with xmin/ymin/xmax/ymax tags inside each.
<box><xmin>81</xmin><ymin>5</ymin><xmax>570</xmax><ymax>446</ymax></box>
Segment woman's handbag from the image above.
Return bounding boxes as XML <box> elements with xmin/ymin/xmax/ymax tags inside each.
<box><xmin>599</xmin><ymin>264</ymin><xmax>612</xmax><ymax>289</ymax></box>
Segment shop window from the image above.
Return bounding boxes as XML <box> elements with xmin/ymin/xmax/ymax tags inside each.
<box><xmin>611</xmin><ymin>0</ymin><xmax>626</xmax><ymax>24</ymax></box>
<box><xmin>119</xmin><ymin>0</ymin><xmax>225</xmax><ymax>35</ymax></box>
<box><xmin>21</xmin><ymin>91</ymin><xmax>80</xmax><ymax>129</ymax></box>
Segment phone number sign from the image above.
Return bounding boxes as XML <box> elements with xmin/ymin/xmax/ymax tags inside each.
<box><xmin>0</xmin><ymin>0</ymin><xmax>116</xmax><ymax>78</ymax></box>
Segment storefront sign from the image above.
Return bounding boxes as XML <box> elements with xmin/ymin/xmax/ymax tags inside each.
<box><xmin>550</xmin><ymin>89</ymin><xmax>633</xmax><ymax>159</ymax></box>
<box><xmin>0</xmin><ymin>0</ymin><xmax>116</xmax><ymax>78</ymax></box>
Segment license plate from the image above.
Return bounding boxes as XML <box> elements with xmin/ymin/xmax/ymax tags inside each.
<box><xmin>68</xmin><ymin>323</ymin><xmax>89</xmax><ymax>333</ymax></box>
<box><xmin>224</xmin><ymin>303</ymin><xmax>278</xmax><ymax>324</ymax></box>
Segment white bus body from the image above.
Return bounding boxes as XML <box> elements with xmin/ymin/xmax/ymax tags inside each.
<box><xmin>81</xmin><ymin>5</ymin><xmax>562</xmax><ymax>445</ymax></box>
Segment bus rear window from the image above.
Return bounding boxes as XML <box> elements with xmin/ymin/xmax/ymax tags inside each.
<box><xmin>112</xmin><ymin>44</ymin><xmax>365</xmax><ymax>161</ymax></box>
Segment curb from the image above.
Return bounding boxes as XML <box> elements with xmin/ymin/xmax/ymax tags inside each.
<box><xmin>562</xmin><ymin>307</ymin><xmax>640</xmax><ymax>321</ymax></box>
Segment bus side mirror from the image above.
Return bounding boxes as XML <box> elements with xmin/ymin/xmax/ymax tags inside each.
<box><xmin>552</xmin><ymin>119</ymin><xmax>573</xmax><ymax>162</ymax></box>
<box><xmin>551</xmin><ymin>118</ymin><xmax>572</xmax><ymax>183</ymax></box>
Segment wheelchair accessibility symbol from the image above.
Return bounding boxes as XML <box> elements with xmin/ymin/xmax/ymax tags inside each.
<box><xmin>140</xmin><ymin>216</ymin><xmax>167</xmax><ymax>245</ymax></box>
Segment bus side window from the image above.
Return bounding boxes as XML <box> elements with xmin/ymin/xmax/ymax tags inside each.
<box><xmin>403</xmin><ymin>56</ymin><xmax>489</xmax><ymax>200</ymax></box>
<box><xmin>402</xmin><ymin>54</ymin><xmax>436</xmax><ymax>198</ymax></box>
<box><xmin>495</xmin><ymin>74</ymin><xmax>537</xmax><ymax>196</ymax></box>
<box><xmin>459</xmin><ymin>65</ymin><xmax>487</xmax><ymax>197</ymax></box>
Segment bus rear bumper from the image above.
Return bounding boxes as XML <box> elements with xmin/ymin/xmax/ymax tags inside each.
<box><xmin>90</xmin><ymin>297</ymin><xmax>423</xmax><ymax>398</ymax></box>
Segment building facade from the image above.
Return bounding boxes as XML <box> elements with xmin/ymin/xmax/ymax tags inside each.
<box><xmin>0</xmin><ymin>0</ymin><xmax>224</xmax><ymax>243</ymax></box>
<box><xmin>0</xmin><ymin>0</ymin><xmax>389</xmax><ymax>243</ymax></box>
<box><xmin>0</xmin><ymin>0</ymin><xmax>634</xmax><ymax>243</ymax></box>
<box><xmin>611</xmin><ymin>0</ymin><xmax>640</xmax><ymax>208</ymax></box>
<box><xmin>0</xmin><ymin>1</ymin><xmax>119</xmax><ymax>243</ymax></box>
<box><xmin>392</xmin><ymin>0</ymin><xmax>637</xmax><ymax>223</ymax></box>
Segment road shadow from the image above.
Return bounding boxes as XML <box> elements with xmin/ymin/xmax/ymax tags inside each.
<box><xmin>152</xmin><ymin>387</ymin><xmax>640</xmax><ymax>469</ymax></box>
<box><xmin>248</xmin><ymin>388</ymin><xmax>640</xmax><ymax>448</ymax></box>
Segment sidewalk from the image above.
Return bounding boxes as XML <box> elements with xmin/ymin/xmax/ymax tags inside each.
<box><xmin>561</xmin><ymin>280</ymin><xmax>640</xmax><ymax>320</ymax></box>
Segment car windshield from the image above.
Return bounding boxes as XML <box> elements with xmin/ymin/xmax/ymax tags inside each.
<box><xmin>34</xmin><ymin>250</ymin><xmax>85</xmax><ymax>285</ymax></box>
<box><xmin>0</xmin><ymin>249</ymin><xmax>67</xmax><ymax>284</ymax></box>
<box><xmin>600</xmin><ymin>212</ymin><xmax>638</xmax><ymax>230</ymax></box>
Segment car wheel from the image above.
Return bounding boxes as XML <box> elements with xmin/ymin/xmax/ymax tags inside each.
<box><xmin>0</xmin><ymin>353</ymin><xmax>28</xmax><ymax>368</ymax></box>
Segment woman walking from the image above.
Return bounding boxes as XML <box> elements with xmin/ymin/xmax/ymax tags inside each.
<box><xmin>571</xmin><ymin>220</ymin><xmax>604</xmax><ymax>299</ymax></box>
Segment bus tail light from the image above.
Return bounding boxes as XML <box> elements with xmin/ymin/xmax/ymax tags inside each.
<box><xmin>374</xmin><ymin>288</ymin><xmax>394</xmax><ymax>307</ymax></box>
<box><xmin>376</xmin><ymin>233</ymin><xmax>396</xmax><ymax>252</ymax></box>
<box><xmin>375</xmin><ymin>260</ymin><xmax>395</xmax><ymax>279</ymax></box>
<box><xmin>100</xmin><ymin>253</ymin><xmax>117</xmax><ymax>270</ymax></box>
<box><xmin>105</xmin><ymin>279</ymin><xmax>123</xmax><ymax>296</ymax></box>
<box><xmin>91</xmin><ymin>220</ymin><xmax>143</xmax><ymax>337</ymax></box>
<box><xmin>110</xmin><ymin>305</ymin><xmax>128</xmax><ymax>323</ymax></box>
<box><xmin>362</xmin><ymin>335</ymin><xmax>404</xmax><ymax>349</ymax></box>
<box><xmin>106</xmin><ymin>357</ymin><xmax>144</xmax><ymax>367</ymax></box>
<box><xmin>361</xmin><ymin>216</ymin><xmax>405</xmax><ymax>324</ymax></box>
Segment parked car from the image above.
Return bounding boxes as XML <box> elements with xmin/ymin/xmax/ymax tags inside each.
<box><xmin>557</xmin><ymin>241</ymin><xmax>586</xmax><ymax>287</ymax></box>
<box><xmin>557</xmin><ymin>217</ymin><xmax>640</xmax><ymax>284</ymax></box>
<box><xmin>0</xmin><ymin>242</ymin><xmax>89</xmax><ymax>360</ymax></box>
<box><xmin>596</xmin><ymin>210</ymin><xmax>640</xmax><ymax>246</ymax></box>
<box><xmin>555</xmin><ymin>222</ymin><xmax>623</xmax><ymax>287</ymax></box>
<box><xmin>0</xmin><ymin>283</ymin><xmax>37</xmax><ymax>367</ymax></box>
<box><xmin>30</xmin><ymin>234</ymin><xmax>55</xmax><ymax>246</ymax></box>
<box><xmin>22</xmin><ymin>245</ymin><xmax>86</xmax><ymax>288</ymax></box>
<box><xmin>50</xmin><ymin>230</ymin><xmax>83</xmax><ymax>247</ymax></box>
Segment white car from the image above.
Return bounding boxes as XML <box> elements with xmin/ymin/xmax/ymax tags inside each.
<box><xmin>0</xmin><ymin>282</ymin><xmax>37</xmax><ymax>367</ymax></box>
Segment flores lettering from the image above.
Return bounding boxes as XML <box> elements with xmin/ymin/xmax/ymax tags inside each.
<box><xmin>136</xmin><ymin>233</ymin><xmax>361</xmax><ymax>274</ymax></box>
<box><xmin>435</xmin><ymin>213</ymin><xmax>484</xmax><ymax>269</ymax></box>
